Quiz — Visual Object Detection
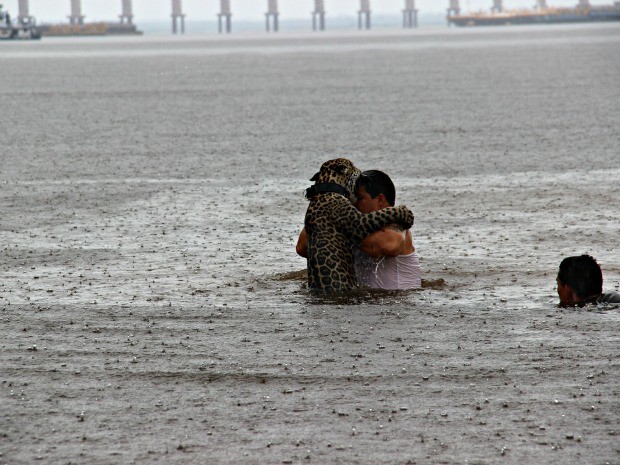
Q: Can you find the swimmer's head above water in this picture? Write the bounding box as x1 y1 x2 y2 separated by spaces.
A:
556 254 603 307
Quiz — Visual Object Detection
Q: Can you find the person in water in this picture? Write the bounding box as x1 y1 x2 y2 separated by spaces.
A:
297 170 421 290
556 254 620 307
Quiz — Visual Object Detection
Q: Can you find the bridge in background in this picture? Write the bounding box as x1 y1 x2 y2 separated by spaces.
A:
11 0 593 34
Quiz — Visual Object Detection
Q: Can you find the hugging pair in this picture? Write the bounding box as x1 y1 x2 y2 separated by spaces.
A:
296 158 421 293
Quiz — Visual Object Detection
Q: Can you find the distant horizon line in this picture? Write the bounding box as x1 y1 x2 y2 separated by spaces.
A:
35 11 450 26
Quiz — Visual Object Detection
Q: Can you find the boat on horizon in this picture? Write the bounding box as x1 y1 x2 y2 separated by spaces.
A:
448 2 620 27
0 6 41 40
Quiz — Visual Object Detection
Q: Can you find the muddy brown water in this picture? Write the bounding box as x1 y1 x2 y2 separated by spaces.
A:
1 25 619 464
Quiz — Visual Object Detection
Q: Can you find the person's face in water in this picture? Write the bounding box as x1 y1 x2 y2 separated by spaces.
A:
355 186 388 214
556 276 577 307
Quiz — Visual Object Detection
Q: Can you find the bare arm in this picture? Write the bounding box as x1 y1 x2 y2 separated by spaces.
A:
359 227 414 259
296 228 308 258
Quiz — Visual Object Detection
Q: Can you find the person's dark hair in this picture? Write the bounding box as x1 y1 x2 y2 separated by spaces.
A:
356 170 396 206
557 255 603 299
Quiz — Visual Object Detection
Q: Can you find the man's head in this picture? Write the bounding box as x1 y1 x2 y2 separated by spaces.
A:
557 255 603 307
354 170 396 214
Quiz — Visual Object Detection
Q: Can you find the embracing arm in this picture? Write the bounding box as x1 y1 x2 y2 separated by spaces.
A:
359 227 413 259
339 201 414 244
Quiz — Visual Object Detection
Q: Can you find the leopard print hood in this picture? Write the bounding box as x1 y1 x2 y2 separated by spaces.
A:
305 158 361 204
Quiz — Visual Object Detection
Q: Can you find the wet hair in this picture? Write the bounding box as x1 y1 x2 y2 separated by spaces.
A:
557 255 603 299
356 170 396 206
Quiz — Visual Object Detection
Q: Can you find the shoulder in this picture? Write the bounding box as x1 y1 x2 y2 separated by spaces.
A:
597 291 620 304
365 225 406 243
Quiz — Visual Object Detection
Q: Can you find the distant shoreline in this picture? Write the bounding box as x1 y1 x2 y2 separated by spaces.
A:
113 13 450 36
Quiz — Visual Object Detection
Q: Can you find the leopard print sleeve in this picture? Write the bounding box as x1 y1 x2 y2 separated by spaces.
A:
336 202 414 244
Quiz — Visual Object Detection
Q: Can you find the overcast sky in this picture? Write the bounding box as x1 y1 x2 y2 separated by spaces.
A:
3 0 612 22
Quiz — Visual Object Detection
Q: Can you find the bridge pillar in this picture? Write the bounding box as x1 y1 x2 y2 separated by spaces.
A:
402 0 418 28
68 0 85 25
119 0 133 24
171 0 185 33
535 0 548 9
265 0 278 32
358 0 371 30
18 0 35 25
491 0 503 13
577 0 590 7
218 0 232 33
446 0 460 26
312 0 325 31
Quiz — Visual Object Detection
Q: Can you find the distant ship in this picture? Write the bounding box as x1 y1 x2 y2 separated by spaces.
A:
38 22 142 37
448 2 620 26
0 7 41 40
